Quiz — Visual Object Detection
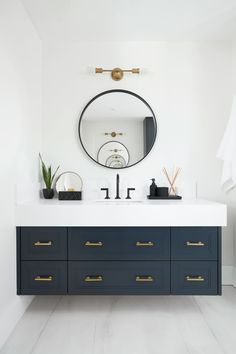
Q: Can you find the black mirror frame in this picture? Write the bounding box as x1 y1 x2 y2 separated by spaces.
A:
78 89 157 169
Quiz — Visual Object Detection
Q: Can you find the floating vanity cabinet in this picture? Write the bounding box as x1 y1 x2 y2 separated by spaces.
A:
17 226 221 295
171 227 218 261
69 261 170 295
171 227 221 295
171 261 218 295
20 261 67 295
68 227 170 261
18 227 67 295
20 227 67 261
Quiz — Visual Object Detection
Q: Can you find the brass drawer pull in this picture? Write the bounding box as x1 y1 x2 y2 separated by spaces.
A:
84 275 103 282
34 241 53 247
85 241 103 247
186 241 205 247
186 275 205 282
34 275 53 282
136 241 154 247
136 276 153 282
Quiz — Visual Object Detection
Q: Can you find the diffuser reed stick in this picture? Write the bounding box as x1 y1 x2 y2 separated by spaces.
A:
163 167 181 195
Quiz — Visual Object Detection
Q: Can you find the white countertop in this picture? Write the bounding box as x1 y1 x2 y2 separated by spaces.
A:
15 199 227 227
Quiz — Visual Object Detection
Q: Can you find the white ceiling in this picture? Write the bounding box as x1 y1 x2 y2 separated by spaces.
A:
20 0 236 42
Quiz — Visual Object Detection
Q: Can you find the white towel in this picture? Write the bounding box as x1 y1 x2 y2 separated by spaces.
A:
217 95 236 192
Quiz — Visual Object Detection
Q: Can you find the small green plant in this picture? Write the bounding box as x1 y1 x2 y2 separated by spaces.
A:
39 153 60 189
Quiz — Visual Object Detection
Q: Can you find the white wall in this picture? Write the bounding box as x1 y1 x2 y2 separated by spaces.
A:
233 41 236 92
0 0 42 347
42 41 233 266
230 41 236 284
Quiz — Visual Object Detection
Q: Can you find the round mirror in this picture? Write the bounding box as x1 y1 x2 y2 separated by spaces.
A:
78 89 157 169
97 141 130 167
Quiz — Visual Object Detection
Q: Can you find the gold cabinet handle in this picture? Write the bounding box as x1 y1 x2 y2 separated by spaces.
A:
186 275 205 282
186 241 205 247
85 241 103 247
136 276 153 282
34 275 53 282
84 275 103 282
34 241 53 247
136 241 154 247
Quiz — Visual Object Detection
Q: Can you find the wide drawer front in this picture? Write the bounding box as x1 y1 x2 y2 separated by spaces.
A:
171 227 218 260
20 261 67 295
68 227 170 260
171 261 218 295
21 227 67 260
68 261 170 294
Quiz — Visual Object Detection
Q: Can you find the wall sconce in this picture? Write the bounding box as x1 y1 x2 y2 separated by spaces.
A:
104 131 123 137
95 67 140 81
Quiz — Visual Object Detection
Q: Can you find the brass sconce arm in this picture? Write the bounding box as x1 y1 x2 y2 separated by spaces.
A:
95 67 140 81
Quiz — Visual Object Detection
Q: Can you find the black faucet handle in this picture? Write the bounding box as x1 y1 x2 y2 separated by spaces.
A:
126 188 135 199
101 188 110 199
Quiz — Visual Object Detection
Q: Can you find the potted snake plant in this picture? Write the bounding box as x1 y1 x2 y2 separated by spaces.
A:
39 153 59 199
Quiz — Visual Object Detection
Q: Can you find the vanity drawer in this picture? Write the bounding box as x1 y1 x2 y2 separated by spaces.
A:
68 261 170 294
20 261 67 295
68 227 170 261
171 227 218 260
171 261 218 295
21 227 67 260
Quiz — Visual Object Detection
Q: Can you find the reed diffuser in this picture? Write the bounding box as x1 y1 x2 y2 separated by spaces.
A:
163 167 181 196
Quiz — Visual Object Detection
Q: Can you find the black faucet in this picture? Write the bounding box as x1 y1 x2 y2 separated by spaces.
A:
115 174 121 199
100 188 110 199
126 188 135 199
101 174 135 199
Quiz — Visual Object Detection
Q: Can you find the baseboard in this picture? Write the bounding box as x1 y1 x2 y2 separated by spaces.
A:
0 296 34 349
222 266 236 287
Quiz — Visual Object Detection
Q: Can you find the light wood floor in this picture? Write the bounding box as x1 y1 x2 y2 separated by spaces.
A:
1 286 236 354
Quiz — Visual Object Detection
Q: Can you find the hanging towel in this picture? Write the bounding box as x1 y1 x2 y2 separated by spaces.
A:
217 95 236 192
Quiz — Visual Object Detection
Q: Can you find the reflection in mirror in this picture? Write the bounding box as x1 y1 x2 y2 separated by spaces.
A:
79 90 157 169
97 141 130 168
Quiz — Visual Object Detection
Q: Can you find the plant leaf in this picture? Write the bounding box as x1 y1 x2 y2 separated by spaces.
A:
39 153 50 188
42 165 49 188
39 153 59 189
48 166 52 188
52 166 60 183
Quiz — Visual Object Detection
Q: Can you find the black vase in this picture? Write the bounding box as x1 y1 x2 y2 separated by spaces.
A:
43 188 54 199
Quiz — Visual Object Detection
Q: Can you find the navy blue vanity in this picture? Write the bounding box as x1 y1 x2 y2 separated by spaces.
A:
17 226 221 295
